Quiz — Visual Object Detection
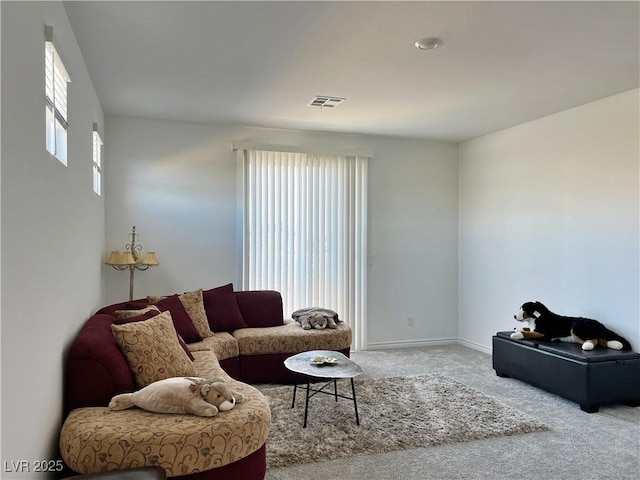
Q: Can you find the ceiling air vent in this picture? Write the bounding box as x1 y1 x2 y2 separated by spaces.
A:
308 96 345 108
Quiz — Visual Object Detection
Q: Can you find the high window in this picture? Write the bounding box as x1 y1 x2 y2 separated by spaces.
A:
240 148 369 350
45 26 70 165
92 124 103 195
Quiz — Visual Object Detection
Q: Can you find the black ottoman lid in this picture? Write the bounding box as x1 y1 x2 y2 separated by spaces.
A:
495 331 639 363
495 331 542 348
537 343 640 363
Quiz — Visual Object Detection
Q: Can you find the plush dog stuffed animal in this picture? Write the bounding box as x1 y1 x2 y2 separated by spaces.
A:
109 377 244 417
511 301 631 351
292 307 339 330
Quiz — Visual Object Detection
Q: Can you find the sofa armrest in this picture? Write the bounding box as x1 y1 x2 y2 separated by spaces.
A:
65 314 135 412
234 290 283 328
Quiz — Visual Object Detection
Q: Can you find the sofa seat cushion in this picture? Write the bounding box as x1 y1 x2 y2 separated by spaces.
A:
59 381 270 478
188 334 239 362
233 319 352 356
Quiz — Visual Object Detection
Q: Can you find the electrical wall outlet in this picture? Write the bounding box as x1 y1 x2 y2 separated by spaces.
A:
407 315 414 326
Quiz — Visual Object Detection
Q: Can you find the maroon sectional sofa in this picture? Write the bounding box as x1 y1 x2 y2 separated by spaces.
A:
61 288 352 479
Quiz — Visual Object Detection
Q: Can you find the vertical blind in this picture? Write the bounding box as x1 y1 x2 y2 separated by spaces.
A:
241 149 369 350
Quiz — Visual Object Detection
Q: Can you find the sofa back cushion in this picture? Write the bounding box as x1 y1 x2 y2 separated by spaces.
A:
235 290 283 328
152 294 203 343
203 283 248 332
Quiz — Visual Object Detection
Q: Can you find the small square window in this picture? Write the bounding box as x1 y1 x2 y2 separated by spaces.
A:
45 26 70 166
92 126 103 196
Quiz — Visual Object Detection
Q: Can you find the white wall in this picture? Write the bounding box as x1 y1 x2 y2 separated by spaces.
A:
1 1 105 475
104 117 459 348
458 89 640 352
367 138 459 347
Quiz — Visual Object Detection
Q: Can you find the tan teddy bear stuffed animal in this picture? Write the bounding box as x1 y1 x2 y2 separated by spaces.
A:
109 377 244 417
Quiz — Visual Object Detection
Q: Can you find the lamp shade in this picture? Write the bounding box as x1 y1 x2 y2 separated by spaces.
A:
120 252 137 265
141 252 159 266
105 251 123 265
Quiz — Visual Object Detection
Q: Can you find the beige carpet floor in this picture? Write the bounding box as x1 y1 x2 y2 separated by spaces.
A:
262 345 640 480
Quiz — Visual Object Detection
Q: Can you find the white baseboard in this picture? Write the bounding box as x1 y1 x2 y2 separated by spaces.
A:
365 337 458 350
362 337 492 355
456 338 492 355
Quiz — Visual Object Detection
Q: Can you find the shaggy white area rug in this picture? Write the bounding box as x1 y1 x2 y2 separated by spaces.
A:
259 374 549 469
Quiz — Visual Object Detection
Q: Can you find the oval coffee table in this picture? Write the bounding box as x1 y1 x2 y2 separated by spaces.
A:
284 350 363 428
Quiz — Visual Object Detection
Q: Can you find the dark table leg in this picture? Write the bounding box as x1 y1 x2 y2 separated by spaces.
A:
303 378 311 428
292 375 361 428
291 374 299 408
351 378 360 425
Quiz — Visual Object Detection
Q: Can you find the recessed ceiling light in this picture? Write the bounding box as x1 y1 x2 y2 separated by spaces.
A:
415 37 441 50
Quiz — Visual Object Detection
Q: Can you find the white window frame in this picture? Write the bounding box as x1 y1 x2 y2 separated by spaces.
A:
45 26 70 166
92 123 103 196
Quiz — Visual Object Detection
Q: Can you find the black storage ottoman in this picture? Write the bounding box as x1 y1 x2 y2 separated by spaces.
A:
492 331 640 412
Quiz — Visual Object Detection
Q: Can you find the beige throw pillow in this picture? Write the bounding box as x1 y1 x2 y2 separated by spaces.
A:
114 305 161 320
111 311 196 388
179 289 213 338
149 289 213 338
147 295 167 304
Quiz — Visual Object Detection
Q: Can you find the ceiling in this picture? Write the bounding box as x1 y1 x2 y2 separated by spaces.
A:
64 1 640 143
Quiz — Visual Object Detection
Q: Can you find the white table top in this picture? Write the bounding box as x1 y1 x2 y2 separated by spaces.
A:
284 350 363 379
